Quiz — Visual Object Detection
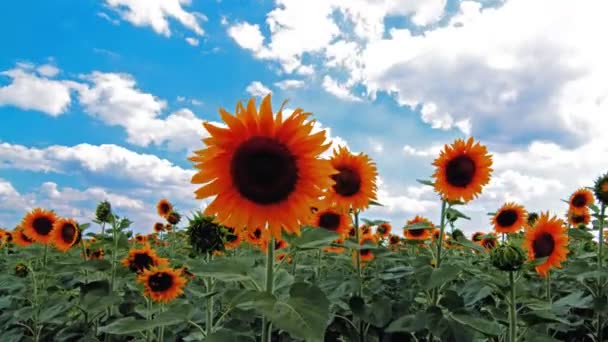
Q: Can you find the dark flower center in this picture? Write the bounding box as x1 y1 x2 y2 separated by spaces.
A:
148 272 173 292
91 249 104 258
571 194 587 208
571 214 585 225
20 232 33 242
159 203 170 214
472 233 483 241
445 155 476 188
496 209 518 227
533 232 555 258
360 248 371 256
390 236 399 244
348 228 356 237
254 229 262 239
408 229 425 237
319 212 341 231
5 232 13 242
32 217 54 235
332 166 362 197
226 233 237 242
131 252 154 273
154 223 164 232
60 223 77 243
231 137 298 205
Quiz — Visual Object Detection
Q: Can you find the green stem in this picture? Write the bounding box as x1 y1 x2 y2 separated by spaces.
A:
42 244 48 269
159 303 165 342
509 272 517 342
291 251 297 276
261 236 275 342
30 263 40 342
598 204 606 342
146 298 151 342
432 200 448 305
206 254 215 336
546 273 552 305
354 210 365 342
316 249 322 282
101 222 105 236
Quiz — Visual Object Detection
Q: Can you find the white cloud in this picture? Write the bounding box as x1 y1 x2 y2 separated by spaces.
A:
104 0 205 37
227 22 265 51
245 81 272 97
77 72 209 150
185 37 199 46
0 64 79 116
322 75 362 102
274 79 305 90
402 144 442 157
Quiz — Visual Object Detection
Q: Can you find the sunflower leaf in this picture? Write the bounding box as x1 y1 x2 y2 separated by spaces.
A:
287 227 338 249
449 312 501 336
416 179 435 187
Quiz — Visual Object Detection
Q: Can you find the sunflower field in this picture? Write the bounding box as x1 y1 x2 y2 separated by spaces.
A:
1 94 608 342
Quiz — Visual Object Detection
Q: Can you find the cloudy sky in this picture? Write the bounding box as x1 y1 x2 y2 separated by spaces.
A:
1 0 607 234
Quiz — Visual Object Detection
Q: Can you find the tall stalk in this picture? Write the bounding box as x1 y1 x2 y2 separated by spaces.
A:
546 273 552 304
206 253 215 336
353 210 365 342
261 236 275 342
597 204 606 342
432 200 447 305
508 272 517 342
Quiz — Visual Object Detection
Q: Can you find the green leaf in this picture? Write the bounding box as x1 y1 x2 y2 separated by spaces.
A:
449 313 501 336
367 297 392 327
386 313 427 332
403 222 434 230
368 200 384 206
425 265 462 289
287 227 338 249
453 236 487 253
445 207 470 220
417 179 435 187
439 290 465 312
99 303 193 335
191 257 255 282
80 259 112 272
203 329 255 342
568 228 593 240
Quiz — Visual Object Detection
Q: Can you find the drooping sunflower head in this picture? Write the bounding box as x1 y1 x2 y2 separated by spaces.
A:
527 212 539 227
223 226 242 250
95 200 113 223
358 234 378 263
156 199 173 218
492 202 527 234
376 222 391 239
432 137 493 203
187 212 226 255
153 222 165 233
569 188 594 214
480 233 498 251
471 232 484 242
51 218 80 252
15 262 29 278
389 234 401 246
189 94 335 239
523 212 569 277
568 208 591 228
89 248 104 260
311 205 351 235
404 216 434 241
324 236 346 254
138 267 187 303
13 228 34 247
21 208 58 244
166 211 181 225
327 146 378 211
121 244 168 274
593 173 608 206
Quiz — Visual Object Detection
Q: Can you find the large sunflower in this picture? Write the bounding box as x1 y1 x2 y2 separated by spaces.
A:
121 244 169 274
358 234 377 262
404 216 434 241
326 146 378 211
21 208 58 244
376 222 392 239
523 213 569 277
13 228 34 247
156 199 173 218
492 202 527 234
569 188 594 214
138 267 186 303
189 95 334 239
568 208 591 227
51 218 79 252
432 137 493 202
311 205 351 235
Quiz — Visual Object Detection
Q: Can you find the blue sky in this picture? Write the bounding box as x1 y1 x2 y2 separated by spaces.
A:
1 0 607 234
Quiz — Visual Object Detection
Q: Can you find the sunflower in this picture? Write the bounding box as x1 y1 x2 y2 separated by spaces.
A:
156 199 173 218
359 224 372 236
178 266 196 280
388 234 401 247
568 208 591 227
347 226 356 238
523 213 569 277
138 267 186 303
358 234 377 263
13 228 34 247
480 233 498 251
492 202 527 234
471 232 484 242
189 94 334 239
88 248 104 260
569 188 594 214
21 208 58 244
1 230 13 245
404 216 434 241
376 222 391 239
263 237 289 253
432 137 493 202
594 173 608 206
527 212 539 227
245 226 268 247
51 218 79 252
153 222 165 233
324 236 346 253
277 253 292 263
121 244 169 274
311 205 351 235
224 226 242 250
167 211 181 225
326 146 378 211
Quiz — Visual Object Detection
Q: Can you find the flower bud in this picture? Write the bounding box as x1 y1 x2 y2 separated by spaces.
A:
95 200 113 223
490 244 526 272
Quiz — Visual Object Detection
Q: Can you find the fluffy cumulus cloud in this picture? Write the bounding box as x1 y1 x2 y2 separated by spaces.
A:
103 0 205 37
245 81 272 97
0 142 201 231
0 63 80 116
